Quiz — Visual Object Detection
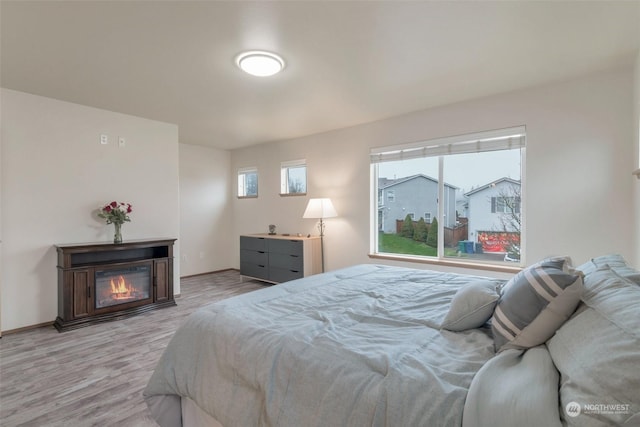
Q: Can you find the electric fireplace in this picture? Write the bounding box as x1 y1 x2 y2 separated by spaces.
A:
95 265 152 309
54 238 176 332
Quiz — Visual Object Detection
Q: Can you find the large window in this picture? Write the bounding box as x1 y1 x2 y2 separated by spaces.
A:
371 127 525 267
237 167 258 198
280 159 307 196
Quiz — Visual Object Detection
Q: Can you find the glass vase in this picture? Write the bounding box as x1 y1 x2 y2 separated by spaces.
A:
113 222 123 244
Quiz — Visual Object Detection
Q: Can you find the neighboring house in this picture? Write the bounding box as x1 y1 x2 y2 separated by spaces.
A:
464 177 521 252
456 194 469 219
378 174 457 233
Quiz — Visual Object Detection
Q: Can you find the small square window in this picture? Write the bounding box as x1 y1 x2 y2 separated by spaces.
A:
238 168 258 198
280 159 307 196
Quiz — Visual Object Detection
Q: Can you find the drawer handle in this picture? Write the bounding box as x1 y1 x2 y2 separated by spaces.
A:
290 255 299 258
258 251 265 254
290 270 300 273
258 264 265 268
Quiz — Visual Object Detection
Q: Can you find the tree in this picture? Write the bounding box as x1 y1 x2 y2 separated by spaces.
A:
426 217 438 247
413 217 428 242
401 214 414 238
246 173 258 196
288 177 306 194
494 183 521 260
495 184 521 232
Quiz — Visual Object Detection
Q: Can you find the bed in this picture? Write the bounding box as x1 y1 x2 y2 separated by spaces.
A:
144 256 640 427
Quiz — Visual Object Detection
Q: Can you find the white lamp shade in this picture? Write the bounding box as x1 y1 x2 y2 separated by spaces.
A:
303 198 337 219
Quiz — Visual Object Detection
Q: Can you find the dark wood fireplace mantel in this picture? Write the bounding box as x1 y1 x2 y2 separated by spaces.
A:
54 238 177 332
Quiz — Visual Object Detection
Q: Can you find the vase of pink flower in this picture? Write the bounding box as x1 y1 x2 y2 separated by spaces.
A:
98 201 132 243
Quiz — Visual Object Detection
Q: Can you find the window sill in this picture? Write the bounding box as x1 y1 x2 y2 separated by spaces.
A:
237 195 258 199
368 253 522 274
279 193 307 197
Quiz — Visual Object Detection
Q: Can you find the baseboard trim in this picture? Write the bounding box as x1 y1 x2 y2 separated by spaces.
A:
180 268 238 279
2 321 55 336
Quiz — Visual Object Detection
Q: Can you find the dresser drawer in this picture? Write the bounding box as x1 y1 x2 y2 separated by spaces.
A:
268 239 303 256
240 236 267 252
269 266 303 283
269 252 303 270
240 261 268 280
240 249 268 265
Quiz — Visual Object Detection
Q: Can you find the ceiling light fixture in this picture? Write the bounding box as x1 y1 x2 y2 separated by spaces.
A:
236 51 285 77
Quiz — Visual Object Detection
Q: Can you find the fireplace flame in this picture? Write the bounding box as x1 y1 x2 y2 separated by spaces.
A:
110 275 136 300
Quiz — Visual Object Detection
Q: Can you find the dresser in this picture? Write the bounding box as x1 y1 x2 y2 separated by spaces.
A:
240 234 322 283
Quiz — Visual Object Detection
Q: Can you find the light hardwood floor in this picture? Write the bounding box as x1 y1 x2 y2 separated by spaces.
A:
0 270 266 427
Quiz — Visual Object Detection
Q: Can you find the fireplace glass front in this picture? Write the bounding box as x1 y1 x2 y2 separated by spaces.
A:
95 265 151 309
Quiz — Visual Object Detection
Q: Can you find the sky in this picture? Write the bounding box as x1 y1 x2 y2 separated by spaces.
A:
377 148 522 194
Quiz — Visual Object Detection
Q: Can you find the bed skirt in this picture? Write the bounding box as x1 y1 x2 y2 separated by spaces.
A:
147 395 224 427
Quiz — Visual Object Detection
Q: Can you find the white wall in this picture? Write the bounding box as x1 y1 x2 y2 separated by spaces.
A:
634 50 640 268
231 67 636 275
2 64 635 332
179 143 232 277
0 97 3 335
1 89 180 331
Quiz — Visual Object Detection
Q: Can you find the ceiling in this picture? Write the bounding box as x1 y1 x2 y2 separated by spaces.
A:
2 1 639 150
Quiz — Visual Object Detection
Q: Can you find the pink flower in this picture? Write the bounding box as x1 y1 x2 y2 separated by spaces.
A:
104 205 112 212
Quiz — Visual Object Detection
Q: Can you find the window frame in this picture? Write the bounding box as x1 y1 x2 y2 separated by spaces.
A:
280 159 307 196
237 167 258 199
492 196 521 214
370 126 526 270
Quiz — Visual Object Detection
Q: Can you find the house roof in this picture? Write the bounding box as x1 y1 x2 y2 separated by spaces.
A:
464 177 521 196
379 174 458 190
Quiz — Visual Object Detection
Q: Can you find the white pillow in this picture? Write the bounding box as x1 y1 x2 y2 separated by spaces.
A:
547 266 640 426
463 346 562 427
577 254 640 285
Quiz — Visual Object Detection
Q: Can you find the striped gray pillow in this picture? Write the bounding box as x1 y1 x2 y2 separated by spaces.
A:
491 256 583 352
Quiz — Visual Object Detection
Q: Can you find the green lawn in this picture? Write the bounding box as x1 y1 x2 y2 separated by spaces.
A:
378 233 437 256
378 233 462 257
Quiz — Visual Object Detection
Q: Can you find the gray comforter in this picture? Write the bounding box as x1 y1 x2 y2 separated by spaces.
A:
144 264 500 427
